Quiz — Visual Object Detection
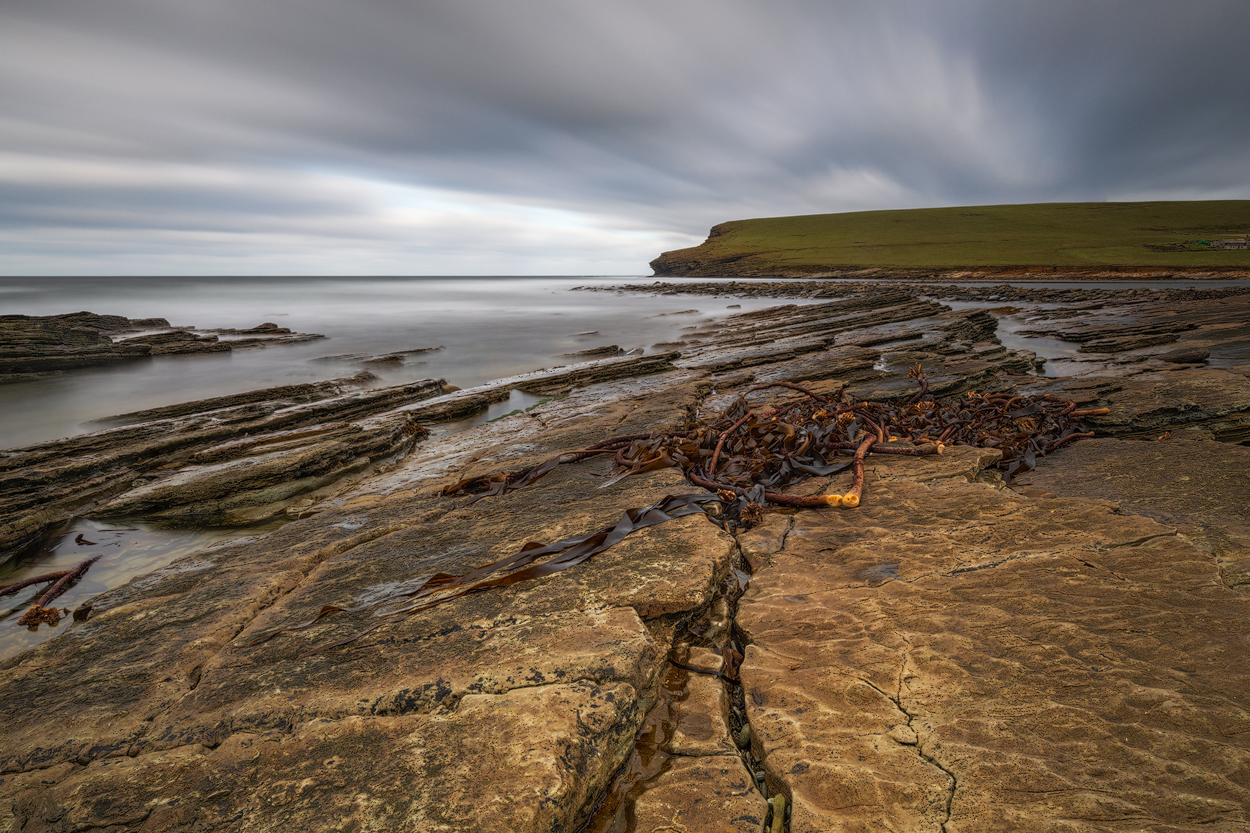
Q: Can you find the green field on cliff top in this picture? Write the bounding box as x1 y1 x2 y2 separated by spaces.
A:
662 201 1250 269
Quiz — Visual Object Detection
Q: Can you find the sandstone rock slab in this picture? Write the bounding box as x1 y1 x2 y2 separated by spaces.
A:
736 450 1250 832
2 681 637 833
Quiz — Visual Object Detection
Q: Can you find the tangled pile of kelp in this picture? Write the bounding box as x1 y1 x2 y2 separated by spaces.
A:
444 370 1105 522
258 369 1106 655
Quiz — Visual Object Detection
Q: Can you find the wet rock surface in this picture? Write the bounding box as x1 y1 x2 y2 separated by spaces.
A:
0 374 738 833
0 311 326 382
0 374 443 558
1016 291 1250 360
603 279 1250 303
608 279 1250 388
560 344 625 359
310 345 446 369
0 352 683 560
1029 368 1250 442
3 287 1250 831
631 756 766 833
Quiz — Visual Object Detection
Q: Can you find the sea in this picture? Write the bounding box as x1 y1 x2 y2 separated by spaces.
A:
0 275 792 450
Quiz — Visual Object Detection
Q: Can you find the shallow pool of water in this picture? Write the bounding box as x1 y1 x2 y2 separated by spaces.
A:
425 389 551 438
0 518 267 661
995 320 1084 376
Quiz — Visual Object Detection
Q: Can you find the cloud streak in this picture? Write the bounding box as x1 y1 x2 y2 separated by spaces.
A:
2 0 1248 274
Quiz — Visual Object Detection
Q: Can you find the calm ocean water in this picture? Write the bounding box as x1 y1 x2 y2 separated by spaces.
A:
0 276 794 449
5 275 1248 449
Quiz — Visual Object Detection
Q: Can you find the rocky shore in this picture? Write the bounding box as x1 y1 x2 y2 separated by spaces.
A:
0 350 683 561
606 278 1250 306
0 312 325 382
2 285 1250 831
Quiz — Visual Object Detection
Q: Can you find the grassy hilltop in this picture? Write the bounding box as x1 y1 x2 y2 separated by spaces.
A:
650 201 1250 277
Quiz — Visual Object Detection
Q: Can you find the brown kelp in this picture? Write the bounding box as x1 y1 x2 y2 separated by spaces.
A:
446 371 1102 514
253 493 719 657
5 555 101 627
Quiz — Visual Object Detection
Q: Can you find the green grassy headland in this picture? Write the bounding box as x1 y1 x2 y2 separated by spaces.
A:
650 201 1250 276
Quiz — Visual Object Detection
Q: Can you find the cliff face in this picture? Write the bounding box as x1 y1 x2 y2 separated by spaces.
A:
649 222 773 276
651 249 1250 280
649 233 1250 278
651 202 1250 278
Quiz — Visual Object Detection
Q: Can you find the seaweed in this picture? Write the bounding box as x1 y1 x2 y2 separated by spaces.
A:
7 555 101 628
253 493 718 657
449 366 1099 510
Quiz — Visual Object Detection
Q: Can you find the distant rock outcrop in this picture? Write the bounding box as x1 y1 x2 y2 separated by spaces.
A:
0 311 326 382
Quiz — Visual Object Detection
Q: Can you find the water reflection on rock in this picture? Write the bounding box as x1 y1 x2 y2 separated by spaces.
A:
0 518 263 661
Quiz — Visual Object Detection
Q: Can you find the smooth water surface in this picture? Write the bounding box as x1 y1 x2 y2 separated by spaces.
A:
0 518 253 661
0 276 791 448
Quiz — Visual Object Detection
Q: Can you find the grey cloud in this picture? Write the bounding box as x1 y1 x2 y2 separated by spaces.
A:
1 0 1248 274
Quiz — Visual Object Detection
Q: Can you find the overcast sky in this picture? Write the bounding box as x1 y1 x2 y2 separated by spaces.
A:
2 0 1248 276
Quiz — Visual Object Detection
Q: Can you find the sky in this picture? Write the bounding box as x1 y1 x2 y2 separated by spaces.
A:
2 0 1248 276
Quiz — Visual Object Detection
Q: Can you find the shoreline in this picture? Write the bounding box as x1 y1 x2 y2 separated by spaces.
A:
3 282 1250 831
0 276 803 450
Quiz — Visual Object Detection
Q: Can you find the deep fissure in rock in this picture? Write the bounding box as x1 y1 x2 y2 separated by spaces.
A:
581 530 788 832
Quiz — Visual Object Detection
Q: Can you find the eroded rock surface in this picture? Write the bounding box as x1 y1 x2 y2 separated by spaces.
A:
0 352 683 559
0 375 443 556
0 372 739 833
737 448 1250 831
1027 429 1250 590
1031 367 1250 442
631 756 766 833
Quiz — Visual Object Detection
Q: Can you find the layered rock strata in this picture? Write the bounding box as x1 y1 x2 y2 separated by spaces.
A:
0 373 742 832
0 375 441 559
310 345 445 369
605 279 1250 306
1016 289 1250 365
0 351 684 560
0 312 326 382
601 281 1250 438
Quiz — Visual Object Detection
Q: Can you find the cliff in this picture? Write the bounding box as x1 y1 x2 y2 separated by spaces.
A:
651 200 1250 278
